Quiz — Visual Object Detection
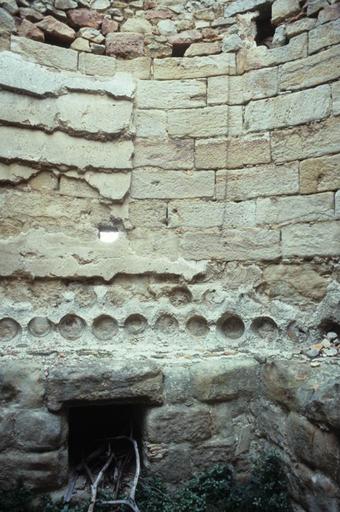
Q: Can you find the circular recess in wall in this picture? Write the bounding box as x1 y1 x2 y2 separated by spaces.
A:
124 314 147 335
92 315 118 340
28 316 52 337
0 318 21 342
58 314 86 340
251 316 278 341
155 313 179 334
217 313 245 339
186 315 209 338
287 321 308 343
169 286 192 306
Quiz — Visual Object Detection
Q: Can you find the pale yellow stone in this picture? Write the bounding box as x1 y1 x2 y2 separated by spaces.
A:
195 138 227 169
300 154 340 193
136 79 206 109
78 52 116 76
168 106 228 137
227 133 271 168
134 138 194 169
154 53 236 80
282 221 340 257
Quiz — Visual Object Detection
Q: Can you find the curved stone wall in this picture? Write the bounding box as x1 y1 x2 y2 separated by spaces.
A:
0 0 340 510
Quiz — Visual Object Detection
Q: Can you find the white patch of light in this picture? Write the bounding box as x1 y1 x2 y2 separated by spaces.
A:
99 230 120 243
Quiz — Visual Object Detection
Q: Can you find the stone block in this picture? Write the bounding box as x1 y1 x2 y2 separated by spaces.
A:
244 85 331 131
227 133 271 168
131 169 215 199
78 52 116 76
0 126 133 171
0 90 133 139
300 154 340 193
280 45 340 91
0 161 37 183
191 358 259 403
106 32 144 59
333 81 340 115
0 411 15 451
168 201 224 228
168 105 228 137
224 0 268 17
318 3 340 24
116 57 151 79
10 35 78 71
263 263 329 300
84 172 131 202
229 106 243 135
15 411 66 451
59 176 99 199
272 117 340 163
135 110 167 138
185 41 221 57
237 33 307 72
46 361 163 411
163 365 193 404
286 18 316 38
282 221 340 257
195 138 227 169
136 79 206 109
256 192 334 225
0 361 44 407
153 53 236 80
36 15 76 44
181 227 280 260
146 443 192 483
336 191 340 219
145 405 212 443
225 163 299 201
224 200 256 227
272 0 300 24
207 75 229 105
309 19 340 54
129 200 167 228
67 8 103 28
134 138 194 169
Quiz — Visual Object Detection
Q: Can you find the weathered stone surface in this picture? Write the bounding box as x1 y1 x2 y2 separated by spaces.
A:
0 361 44 407
135 109 167 138
195 138 227 169
15 411 66 450
136 79 206 109
0 90 133 138
121 17 152 33
191 358 259 402
336 191 340 219
0 161 38 183
36 15 76 44
272 0 300 25
272 117 340 162
46 361 163 410
101 17 118 35
185 41 221 57
300 153 340 193
238 33 307 72
11 35 78 71
106 32 144 58
67 8 103 28
309 19 340 54
169 201 224 228
154 53 236 80
146 444 192 483
224 200 256 227
78 52 116 76
280 45 340 91
0 126 133 170
307 0 328 16
318 3 340 24
17 19 45 42
224 0 268 17
245 85 331 131
78 27 104 44
224 163 299 201
282 221 340 257
145 405 211 442
227 133 271 167
333 81 340 116
286 17 316 38
256 192 334 226
116 57 151 79
0 6 15 32
134 138 194 169
131 169 214 199
181 227 280 260
263 263 329 300
0 412 15 451
83 172 130 201
129 200 167 228
168 106 228 137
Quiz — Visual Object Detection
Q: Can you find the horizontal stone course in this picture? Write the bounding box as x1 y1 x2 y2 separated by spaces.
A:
136 79 206 109
195 138 227 169
134 138 194 169
227 133 271 168
244 85 331 132
131 169 215 199
169 201 225 228
181 228 280 260
135 110 167 138
223 163 299 201
78 52 116 76
282 221 340 256
272 117 340 163
168 105 228 137
153 53 236 80
280 45 340 91
0 126 133 170
308 19 340 54
300 153 340 193
256 192 334 225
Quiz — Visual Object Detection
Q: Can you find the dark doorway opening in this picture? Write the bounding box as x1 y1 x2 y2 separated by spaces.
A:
68 403 145 466
172 43 191 57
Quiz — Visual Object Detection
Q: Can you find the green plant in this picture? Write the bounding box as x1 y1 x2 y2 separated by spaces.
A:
0 486 32 512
